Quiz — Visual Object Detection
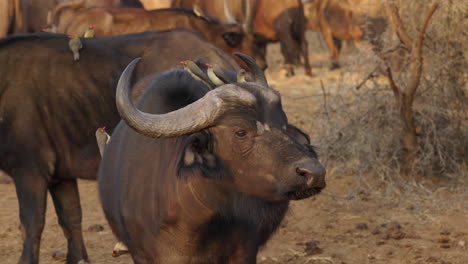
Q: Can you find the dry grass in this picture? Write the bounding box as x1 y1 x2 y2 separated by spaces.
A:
314 0 467 194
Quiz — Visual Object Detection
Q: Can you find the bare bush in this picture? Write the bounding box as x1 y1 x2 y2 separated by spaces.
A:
316 0 467 189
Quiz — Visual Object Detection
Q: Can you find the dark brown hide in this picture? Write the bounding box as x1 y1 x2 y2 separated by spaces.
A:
0 29 238 264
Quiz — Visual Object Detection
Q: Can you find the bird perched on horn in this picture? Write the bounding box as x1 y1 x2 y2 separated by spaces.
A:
206 63 237 86
180 60 214 88
237 69 248 82
68 35 82 61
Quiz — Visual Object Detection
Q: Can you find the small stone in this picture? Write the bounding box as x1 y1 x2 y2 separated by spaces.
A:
440 244 450 249
355 223 368 230
371 228 381 235
304 240 323 255
87 224 104 232
376 240 385 246
440 230 450 235
438 238 450 244
458 240 465 248
389 230 406 240
51 250 66 261
387 221 402 230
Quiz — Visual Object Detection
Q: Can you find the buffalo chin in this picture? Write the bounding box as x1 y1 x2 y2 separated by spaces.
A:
287 187 323 200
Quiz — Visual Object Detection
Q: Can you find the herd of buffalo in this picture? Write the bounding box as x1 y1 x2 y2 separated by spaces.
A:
0 0 365 263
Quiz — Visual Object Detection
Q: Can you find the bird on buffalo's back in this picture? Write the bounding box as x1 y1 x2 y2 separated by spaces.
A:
68 35 82 61
95 126 111 157
84 25 96 38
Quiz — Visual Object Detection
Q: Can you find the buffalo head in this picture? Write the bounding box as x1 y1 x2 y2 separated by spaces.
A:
115 55 325 201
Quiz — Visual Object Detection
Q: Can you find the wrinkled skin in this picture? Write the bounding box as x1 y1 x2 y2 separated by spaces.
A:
98 68 326 263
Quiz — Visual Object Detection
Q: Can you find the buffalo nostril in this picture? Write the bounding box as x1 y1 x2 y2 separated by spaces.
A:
296 162 326 188
296 167 314 187
296 167 309 177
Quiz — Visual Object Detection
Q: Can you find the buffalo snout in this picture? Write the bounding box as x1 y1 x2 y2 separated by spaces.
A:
296 159 326 189
280 158 326 200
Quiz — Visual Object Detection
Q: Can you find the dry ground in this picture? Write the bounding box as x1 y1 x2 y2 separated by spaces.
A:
1 33 467 264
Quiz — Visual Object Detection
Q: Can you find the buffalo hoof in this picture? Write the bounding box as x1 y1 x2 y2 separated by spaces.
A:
283 64 295 77
51 250 66 261
304 67 313 77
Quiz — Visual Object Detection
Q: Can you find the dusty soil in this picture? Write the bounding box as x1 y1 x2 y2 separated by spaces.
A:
1 33 467 264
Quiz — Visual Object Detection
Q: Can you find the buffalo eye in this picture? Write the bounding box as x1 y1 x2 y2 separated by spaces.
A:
222 32 243 47
235 130 247 138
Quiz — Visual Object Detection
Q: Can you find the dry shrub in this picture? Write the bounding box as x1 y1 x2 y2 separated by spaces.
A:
316 0 467 191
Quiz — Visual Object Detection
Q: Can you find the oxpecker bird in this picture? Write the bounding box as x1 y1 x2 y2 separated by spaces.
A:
68 35 82 61
180 60 214 88
206 63 236 86
84 25 96 38
237 69 247 82
95 126 111 157
112 241 130 257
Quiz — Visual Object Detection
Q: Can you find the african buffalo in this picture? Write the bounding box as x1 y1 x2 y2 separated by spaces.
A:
97 54 326 263
0 29 239 264
304 0 363 69
173 0 310 76
57 7 266 69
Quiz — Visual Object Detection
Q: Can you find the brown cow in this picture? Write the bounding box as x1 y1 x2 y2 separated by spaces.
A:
304 0 363 69
173 0 310 76
58 7 266 69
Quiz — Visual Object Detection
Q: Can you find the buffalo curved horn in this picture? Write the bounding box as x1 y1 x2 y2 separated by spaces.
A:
234 52 268 87
116 58 257 138
243 0 254 34
223 0 237 24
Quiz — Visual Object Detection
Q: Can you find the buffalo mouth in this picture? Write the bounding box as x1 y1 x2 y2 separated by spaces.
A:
287 187 324 200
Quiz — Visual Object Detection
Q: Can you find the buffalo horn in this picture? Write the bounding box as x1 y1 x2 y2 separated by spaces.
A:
234 52 268 87
243 0 254 33
116 58 257 138
223 0 237 24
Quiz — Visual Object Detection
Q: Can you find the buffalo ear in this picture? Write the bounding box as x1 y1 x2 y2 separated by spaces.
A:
287 124 319 157
286 124 310 145
181 132 218 170
222 32 243 48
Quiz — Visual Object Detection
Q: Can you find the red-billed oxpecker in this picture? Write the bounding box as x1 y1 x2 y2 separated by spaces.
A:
68 35 82 61
84 25 95 38
180 60 214 88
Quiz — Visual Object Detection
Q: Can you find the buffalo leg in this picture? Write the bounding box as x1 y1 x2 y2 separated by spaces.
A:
275 13 301 76
49 180 89 264
301 35 312 76
319 18 340 69
14 169 48 264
